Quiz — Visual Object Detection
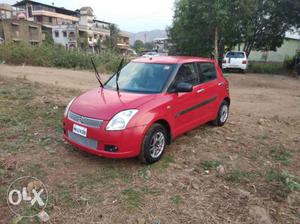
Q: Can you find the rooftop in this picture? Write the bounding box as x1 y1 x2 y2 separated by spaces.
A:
13 0 79 17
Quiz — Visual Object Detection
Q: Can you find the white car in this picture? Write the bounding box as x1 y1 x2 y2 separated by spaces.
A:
222 51 248 72
142 52 160 58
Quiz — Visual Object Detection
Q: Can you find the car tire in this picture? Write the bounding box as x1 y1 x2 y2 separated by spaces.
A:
213 101 229 127
139 124 167 164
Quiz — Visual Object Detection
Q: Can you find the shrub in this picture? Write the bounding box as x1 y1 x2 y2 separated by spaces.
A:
0 43 126 73
247 62 285 74
283 53 300 71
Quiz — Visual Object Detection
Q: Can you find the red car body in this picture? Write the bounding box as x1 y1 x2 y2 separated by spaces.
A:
63 56 230 159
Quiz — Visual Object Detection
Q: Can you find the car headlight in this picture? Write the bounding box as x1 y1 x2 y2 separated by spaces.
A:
106 109 139 131
64 97 76 117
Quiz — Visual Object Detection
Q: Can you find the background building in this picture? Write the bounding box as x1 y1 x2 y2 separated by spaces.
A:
247 31 300 62
0 19 43 45
9 1 131 53
0 3 14 19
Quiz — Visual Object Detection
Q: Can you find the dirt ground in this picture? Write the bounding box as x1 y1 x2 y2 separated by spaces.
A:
0 64 300 224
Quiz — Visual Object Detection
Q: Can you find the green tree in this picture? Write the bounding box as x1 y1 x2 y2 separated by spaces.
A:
104 24 120 51
236 0 295 56
169 0 300 58
144 42 155 50
43 32 54 45
169 0 237 59
133 40 144 53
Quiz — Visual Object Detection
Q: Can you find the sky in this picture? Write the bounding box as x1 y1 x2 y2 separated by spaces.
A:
2 0 175 33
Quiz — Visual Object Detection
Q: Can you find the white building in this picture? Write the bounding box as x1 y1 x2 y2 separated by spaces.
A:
52 7 111 51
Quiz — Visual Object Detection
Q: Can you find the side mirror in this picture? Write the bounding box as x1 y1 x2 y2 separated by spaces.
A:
174 82 193 93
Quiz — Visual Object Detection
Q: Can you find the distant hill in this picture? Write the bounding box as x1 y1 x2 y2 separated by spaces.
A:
128 30 167 45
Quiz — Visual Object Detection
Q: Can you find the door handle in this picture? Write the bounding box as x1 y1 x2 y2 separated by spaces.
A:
218 82 225 86
197 89 205 93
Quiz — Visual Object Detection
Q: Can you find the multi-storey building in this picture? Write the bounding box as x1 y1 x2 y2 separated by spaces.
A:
0 3 14 20
0 19 43 45
13 0 79 34
2 1 131 53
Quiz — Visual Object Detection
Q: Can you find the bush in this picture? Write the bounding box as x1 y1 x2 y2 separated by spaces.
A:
283 53 300 71
0 43 126 73
247 62 285 74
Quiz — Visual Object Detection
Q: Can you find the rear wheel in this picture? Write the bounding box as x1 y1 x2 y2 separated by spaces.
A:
139 124 167 164
213 101 229 127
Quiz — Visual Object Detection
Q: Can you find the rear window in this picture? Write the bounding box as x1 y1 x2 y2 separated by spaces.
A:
226 52 245 58
197 63 217 83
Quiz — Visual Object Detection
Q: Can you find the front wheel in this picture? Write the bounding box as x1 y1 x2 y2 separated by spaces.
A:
139 124 167 164
213 101 229 127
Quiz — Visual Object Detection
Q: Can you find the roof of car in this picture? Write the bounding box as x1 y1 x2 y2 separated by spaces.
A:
132 56 215 64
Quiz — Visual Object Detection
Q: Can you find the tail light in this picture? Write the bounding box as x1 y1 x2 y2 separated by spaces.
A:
222 60 227 64
242 60 247 64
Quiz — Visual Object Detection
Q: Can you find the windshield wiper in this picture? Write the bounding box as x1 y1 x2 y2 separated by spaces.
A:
116 58 125 92
90 58 104 88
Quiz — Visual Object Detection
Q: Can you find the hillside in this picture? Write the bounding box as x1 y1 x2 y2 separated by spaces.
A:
128 29 167 45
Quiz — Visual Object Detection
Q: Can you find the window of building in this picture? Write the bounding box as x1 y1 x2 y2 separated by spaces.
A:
54 31 59 38
197 63 217 83
63 31 67 38
29 26 38 41
11 23 19 37
89 36 92 41
48 17 52 23
36 16 42 22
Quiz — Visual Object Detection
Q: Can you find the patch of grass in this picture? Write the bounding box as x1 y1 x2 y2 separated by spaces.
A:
248 62 286 74
78 166 132 189
138 167 151 180
270 148 291 165
151 155 175 170
121 187 160 210
121 188 143 210
140 187 161 196
266 170 300 191
56 190 75 207
22 163 47 178
225 170 255 183
171 195 183 205
200 160 221 170
0 186 7 202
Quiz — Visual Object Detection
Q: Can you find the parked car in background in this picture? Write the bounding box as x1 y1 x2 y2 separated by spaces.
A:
63 56 230 164
142 51 161 58
222 51 248 73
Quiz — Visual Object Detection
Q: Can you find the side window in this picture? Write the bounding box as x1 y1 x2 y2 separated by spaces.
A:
197 63 217 83
173 63 198 86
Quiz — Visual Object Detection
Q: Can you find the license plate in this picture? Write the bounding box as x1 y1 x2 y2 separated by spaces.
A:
73 124 87 137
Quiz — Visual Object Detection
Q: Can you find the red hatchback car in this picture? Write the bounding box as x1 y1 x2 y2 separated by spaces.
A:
63 56 230 164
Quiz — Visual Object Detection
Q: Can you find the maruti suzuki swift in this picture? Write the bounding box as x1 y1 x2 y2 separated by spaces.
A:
63 56 230 164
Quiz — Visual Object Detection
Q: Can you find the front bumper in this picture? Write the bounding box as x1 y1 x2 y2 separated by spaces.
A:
63 116 146 159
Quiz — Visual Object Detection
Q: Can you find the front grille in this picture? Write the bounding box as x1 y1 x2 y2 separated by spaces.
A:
68 111 103 128
68 131 98 150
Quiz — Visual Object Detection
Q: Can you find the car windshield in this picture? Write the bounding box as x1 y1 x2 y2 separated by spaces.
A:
105 62 176 94
226 52 245 58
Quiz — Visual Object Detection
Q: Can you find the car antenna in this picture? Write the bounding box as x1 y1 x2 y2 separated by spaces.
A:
116 58 125 92
90 58 104 88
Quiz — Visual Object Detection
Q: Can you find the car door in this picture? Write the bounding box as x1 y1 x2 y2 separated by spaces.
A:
168 63 203 135
194 62 219 122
